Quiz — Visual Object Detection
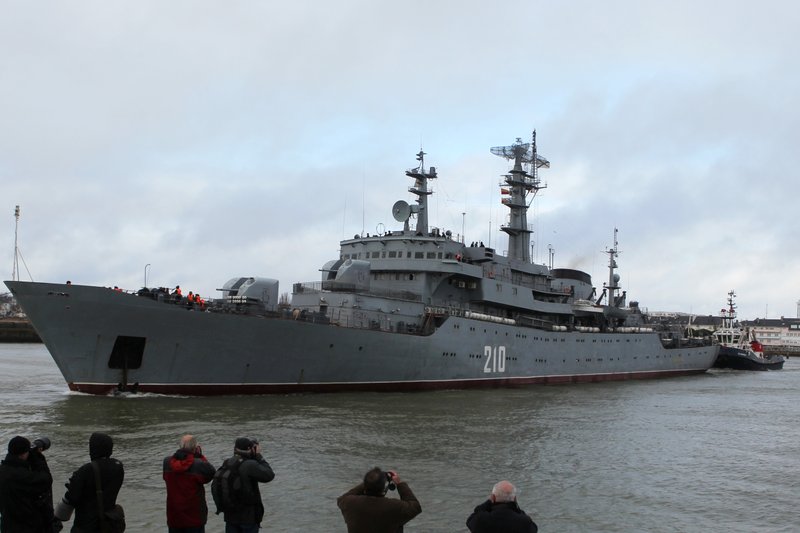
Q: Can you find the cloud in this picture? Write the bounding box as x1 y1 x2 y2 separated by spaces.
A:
1 0 799 319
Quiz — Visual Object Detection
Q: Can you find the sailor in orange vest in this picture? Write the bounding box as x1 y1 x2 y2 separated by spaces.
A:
187 291 195 303
174 285 182 296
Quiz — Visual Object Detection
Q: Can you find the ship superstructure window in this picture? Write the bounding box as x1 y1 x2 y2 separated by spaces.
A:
427 252 436 259
415 252 424 259
389 251 397 258
108 335 145 369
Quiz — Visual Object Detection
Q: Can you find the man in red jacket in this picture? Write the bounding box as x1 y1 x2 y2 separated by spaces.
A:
163 435 216 533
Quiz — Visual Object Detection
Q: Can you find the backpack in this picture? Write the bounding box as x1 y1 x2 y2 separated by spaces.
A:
211 456 244 514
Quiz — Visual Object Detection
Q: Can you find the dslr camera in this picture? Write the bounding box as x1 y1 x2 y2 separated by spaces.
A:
31 437 51 452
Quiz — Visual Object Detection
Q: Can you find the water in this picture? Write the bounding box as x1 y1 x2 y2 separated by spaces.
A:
1 343 798 532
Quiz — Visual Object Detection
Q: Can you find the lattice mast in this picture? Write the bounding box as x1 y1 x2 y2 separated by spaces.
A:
491 131 550 262
604 228 623 307
404 150 438 235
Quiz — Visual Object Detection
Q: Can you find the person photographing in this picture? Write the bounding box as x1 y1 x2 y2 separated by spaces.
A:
337 467 421 533
213 437 274 533
0 435 53 532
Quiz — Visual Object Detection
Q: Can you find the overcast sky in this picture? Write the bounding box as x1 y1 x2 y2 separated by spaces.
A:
2 1 798 320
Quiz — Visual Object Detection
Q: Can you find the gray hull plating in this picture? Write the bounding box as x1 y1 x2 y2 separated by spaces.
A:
6 281 718 394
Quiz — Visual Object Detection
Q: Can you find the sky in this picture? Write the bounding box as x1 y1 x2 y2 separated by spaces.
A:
2 0 799 320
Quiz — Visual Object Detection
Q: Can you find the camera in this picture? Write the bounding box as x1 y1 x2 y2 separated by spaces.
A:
31 437 51 452
385 471 396 492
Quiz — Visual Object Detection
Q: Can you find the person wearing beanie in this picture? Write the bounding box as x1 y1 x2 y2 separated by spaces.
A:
163 435 216 533
0 435 53 532
337 467 422 533
54 432 124 532
219 437 274 533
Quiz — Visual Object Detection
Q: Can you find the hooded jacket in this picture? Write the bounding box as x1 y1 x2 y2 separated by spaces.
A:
162 449 215 528
62 433 124 533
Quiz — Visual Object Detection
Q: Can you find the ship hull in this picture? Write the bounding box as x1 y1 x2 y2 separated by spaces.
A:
6 281 719 395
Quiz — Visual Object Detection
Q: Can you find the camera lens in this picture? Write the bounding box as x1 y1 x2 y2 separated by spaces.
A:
32 437 51 451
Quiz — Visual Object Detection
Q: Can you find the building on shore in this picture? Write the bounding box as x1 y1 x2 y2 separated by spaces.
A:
0 293 41 342
742 317 800 356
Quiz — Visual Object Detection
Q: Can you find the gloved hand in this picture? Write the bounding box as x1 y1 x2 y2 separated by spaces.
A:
54 498 74 521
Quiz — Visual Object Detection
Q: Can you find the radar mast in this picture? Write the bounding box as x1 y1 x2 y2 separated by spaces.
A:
604 228 624 307
403 150 437 235
491 131 549 262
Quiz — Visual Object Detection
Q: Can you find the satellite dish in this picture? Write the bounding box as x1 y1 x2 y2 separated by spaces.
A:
392 200 411 222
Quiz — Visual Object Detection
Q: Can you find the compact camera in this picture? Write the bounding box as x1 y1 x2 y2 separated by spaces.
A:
385 471 396 491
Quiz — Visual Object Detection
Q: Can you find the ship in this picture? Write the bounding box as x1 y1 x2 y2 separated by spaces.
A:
4 133 718 395
712 291 785 371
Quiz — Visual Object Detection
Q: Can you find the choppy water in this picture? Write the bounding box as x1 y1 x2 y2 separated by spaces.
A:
1 343 798 532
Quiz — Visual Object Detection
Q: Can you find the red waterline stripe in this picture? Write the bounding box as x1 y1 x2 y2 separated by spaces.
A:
68 369 708 396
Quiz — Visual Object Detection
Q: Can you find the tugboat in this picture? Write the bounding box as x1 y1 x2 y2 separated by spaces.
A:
713 291 785 371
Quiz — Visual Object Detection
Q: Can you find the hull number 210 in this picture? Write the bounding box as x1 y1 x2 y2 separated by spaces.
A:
483 345 506 373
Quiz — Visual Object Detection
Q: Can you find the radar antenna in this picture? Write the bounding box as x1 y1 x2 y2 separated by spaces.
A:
490 137 551 169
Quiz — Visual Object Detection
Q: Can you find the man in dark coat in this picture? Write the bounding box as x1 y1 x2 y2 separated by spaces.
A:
54 432 124 533
337 467 421 533
163 434 215 533
466 480 538 533
0 436 53 533
221 437 274 533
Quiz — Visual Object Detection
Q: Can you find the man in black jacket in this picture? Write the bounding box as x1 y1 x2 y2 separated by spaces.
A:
466 480 538 533
54 432 124 532
0 436 53 533
221 437 274 533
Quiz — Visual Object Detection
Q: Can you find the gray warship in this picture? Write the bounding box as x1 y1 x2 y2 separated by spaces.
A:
5 133 718 395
